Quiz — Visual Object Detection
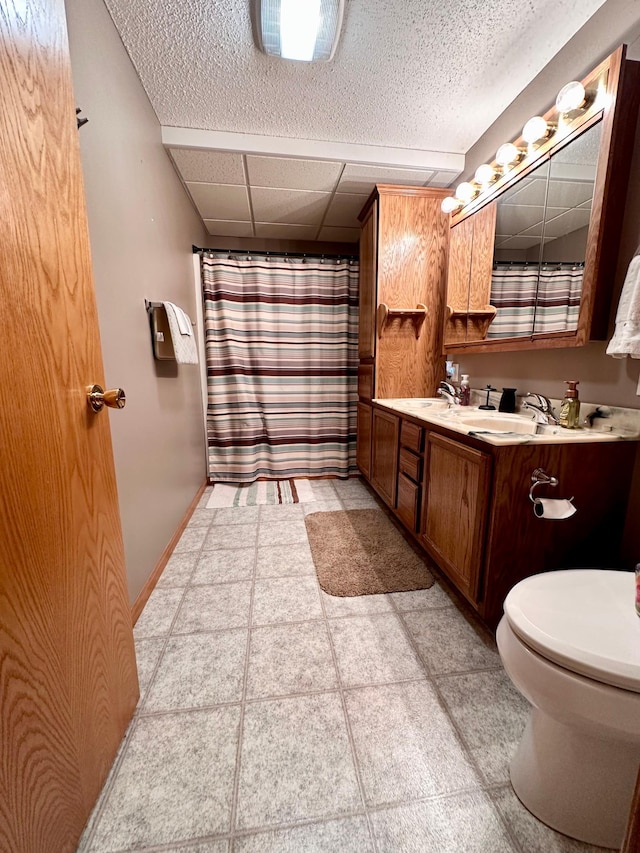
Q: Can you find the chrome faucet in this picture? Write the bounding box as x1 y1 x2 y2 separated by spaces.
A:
521 392 559 425
437 380 461 406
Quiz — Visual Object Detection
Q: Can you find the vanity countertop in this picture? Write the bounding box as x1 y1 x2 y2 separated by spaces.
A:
373 398 640 447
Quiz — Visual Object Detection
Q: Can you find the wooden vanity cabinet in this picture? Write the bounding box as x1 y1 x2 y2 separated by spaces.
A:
357 185 449 401
370 408 400 508
420 433 492 603
361 402 637 629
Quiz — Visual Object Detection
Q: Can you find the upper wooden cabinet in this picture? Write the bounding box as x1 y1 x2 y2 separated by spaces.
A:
443 45 640 354
358 185 449 399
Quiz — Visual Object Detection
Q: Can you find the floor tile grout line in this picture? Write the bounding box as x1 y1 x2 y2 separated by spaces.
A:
101 780 525 853
316 564 381 853
227 516 260 842
83 515 217 852
390 596 523 849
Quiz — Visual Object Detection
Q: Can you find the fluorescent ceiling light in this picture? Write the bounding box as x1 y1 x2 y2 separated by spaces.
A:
256 0 345 62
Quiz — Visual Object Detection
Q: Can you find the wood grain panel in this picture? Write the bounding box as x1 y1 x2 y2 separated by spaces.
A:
358 205 377 359
446 218 473 311
356 402 373 480
357 362 374 401
397 473 420 531
0 2 138 851
370 409 400 508
622 766 640 853
421 434 491 602
376 189 449 397
400 420 423 453
479 440 636 627
399 447 421 483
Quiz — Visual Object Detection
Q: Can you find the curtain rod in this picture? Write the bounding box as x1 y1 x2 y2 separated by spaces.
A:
493 260 584 267
193 245 358 260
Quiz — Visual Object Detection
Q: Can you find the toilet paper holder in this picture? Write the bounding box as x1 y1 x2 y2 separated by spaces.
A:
529 468 558 503
529 468 573 503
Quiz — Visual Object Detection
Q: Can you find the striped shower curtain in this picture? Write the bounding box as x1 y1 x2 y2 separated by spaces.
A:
201 253 359 483
488 264 583 338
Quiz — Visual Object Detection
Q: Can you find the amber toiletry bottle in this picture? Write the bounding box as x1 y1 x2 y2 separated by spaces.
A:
559 380 580 429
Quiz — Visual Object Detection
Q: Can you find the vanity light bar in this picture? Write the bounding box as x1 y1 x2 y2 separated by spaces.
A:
441 76 591 218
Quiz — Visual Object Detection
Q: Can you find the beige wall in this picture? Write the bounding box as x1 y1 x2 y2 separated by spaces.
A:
66 0 209 603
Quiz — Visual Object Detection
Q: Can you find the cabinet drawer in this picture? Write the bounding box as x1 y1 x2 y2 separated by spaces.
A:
397 473 420 532
399 447 421 483
400 420 423 452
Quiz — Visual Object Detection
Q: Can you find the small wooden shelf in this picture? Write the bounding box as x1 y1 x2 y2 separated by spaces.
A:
377 302 427 338
446 305 497 320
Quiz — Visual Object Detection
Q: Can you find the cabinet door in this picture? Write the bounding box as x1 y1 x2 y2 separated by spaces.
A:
359 204 377 360
370 409 400 508
356 402 373 479
421 434 491 602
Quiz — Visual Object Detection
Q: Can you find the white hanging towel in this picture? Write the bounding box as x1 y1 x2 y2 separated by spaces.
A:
163 301 198 364
606 254 640 359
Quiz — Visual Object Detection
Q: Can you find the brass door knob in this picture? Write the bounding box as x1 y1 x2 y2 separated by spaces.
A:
87 384 126 412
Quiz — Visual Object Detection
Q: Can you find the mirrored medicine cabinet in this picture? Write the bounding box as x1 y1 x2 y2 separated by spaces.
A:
443 45 640 354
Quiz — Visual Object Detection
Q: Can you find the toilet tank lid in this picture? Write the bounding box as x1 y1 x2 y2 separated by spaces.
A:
504 569 640 692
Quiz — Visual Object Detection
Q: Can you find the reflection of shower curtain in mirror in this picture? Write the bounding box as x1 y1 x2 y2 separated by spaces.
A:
201 252 359 483
488 264 583 339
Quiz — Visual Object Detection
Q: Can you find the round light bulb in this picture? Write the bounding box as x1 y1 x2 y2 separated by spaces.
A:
441 196 460 214
454 181 476 203
522 115 550 144
474 164 496 186
556 81 586 113
495 142 521 168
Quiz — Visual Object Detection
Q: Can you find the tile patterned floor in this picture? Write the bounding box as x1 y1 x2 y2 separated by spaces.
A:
78 478 608 853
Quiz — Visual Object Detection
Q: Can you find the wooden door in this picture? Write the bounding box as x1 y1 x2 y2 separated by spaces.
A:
0 3 139 852
421 434 491 602
370 409 399 508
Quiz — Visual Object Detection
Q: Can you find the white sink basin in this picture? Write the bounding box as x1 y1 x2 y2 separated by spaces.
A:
439 409 538 434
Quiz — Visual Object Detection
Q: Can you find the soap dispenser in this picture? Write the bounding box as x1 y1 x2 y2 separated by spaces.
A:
459 374 470 406
559 380 580 429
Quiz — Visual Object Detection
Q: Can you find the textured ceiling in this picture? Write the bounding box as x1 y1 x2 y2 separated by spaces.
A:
103 0 607 240
103 0 606 154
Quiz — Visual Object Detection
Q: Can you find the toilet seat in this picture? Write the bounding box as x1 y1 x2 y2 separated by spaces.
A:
504 569 640 693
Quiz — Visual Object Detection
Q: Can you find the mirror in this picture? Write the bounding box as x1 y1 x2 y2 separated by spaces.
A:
485 122 601 340
442 45 640 354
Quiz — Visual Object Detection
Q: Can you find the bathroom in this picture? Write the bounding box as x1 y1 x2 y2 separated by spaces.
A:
1 0 640 851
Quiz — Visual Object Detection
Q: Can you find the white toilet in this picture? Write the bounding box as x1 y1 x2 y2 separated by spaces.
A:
497 569 640 849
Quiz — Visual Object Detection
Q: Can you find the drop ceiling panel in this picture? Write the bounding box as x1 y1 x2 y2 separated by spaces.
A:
251 187 331 225
187 183 251 220
170 149 245 184
542 207 592 238
324 193 369 228
204 220 254 238
496 205 544 235
506 177 548 206
318 226 360 243
254 223 319 240
546 180 595 208
429 171 459 187
337 164 434 194
499 235 547 250
247 156 343 191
